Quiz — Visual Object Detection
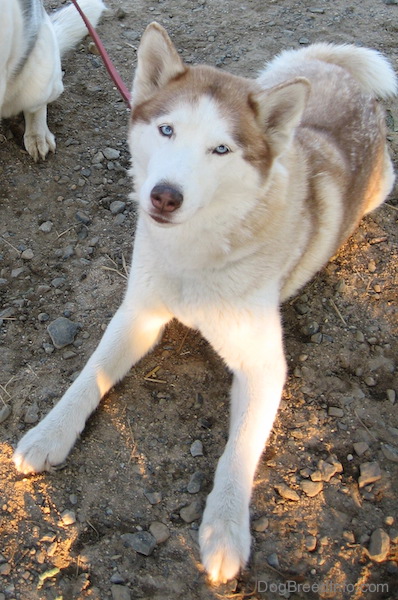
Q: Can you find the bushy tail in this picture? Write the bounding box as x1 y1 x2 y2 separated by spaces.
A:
297 43 397 99
51 0 105 56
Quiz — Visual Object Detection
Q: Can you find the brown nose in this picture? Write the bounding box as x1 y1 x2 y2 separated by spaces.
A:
150 184 183 213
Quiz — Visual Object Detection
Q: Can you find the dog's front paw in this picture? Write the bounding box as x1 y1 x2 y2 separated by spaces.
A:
13 420 75 474
199 498 251 584
24 130 56 162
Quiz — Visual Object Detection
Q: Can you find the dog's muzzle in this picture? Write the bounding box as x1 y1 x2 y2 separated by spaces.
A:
149 184 183 223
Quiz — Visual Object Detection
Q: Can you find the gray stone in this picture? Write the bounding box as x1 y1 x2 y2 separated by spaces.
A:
111 585 131 600
353 442 369 456
0 404 11 424
47 317 79 349
358 462 382 488
180 500 203 523
190 439 203 457
187 471 204 494
110 200 126 215
149 521 170 544
103 147 121 160
144 490 162 505
368 528 390 562
121 531 156 556
61 510 76 525
21 248 34 260
24 403 39 424
381 444 398 463
39 221 53 233
328 406 344 418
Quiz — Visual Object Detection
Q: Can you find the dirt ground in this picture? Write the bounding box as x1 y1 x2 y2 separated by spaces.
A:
1 0 398 599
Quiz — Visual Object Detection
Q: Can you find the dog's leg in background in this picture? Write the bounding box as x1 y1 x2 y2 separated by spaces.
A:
13 274 172 474
199 301 286 583
23 105 56 162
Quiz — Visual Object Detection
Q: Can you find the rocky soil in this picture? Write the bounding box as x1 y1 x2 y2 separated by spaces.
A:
1 0 397 599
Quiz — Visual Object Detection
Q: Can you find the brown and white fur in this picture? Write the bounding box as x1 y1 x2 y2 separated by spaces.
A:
13 23 396 583
0 0 104 161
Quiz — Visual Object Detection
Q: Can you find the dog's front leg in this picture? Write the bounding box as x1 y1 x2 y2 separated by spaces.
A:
23 105 56 161
199 304 286 583
13 283 172 474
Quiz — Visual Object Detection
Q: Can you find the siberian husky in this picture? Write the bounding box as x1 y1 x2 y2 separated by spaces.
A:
0 0 104 161
13 23 397 583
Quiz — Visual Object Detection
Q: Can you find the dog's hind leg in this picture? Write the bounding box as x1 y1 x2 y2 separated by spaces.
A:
23 105 56 161
198 300 286 583
13 283 172 474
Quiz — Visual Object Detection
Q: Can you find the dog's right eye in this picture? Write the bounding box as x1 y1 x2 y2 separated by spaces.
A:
159 125 174 137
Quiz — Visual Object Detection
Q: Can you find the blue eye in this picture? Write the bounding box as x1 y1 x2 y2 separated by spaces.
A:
159 124 174 137
213 144 231 155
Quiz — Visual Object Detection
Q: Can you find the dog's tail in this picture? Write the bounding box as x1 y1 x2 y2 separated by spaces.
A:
51 0 105 57
297 43 397 99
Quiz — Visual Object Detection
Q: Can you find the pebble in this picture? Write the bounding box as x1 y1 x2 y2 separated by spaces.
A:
103 147 121 160
252 516 269 532
111 585 131 600
0 563 11 576
305 535 317 551
121 531 156 556
367 528 390 562
61 510 76 525
275 483 300 501
149 521 170 544
180 500 203 523
267 553 280 568
187 471 204 494
190 440 203 457
24 403 39 424
110 200 126 215
318 457 343 481
328 406 344 418
381 443 398 463
358 462 382 488
301 321 319 336
353 442 369 456
0 405 11 424
21 248 34 260
110 573 125 584
144 490 162 505
39 221 53 233
47 317 80 349
386 389 396 404
300 481 323 497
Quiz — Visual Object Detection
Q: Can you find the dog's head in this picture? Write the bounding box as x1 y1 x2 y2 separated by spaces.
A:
128 23 309 229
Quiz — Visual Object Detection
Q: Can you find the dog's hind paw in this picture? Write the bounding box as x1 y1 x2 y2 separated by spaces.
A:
24 130 56 162
199 515 251 584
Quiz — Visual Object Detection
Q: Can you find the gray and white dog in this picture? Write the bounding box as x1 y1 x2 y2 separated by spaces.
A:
0 0 104 160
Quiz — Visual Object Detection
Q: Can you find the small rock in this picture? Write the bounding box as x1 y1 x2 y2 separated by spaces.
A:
39 221 53 233
24 403 39 424
267 553 280 568
75 211 91 225
0 405 11 424
61 510 76 525
121 531 156 556
110 200 126 215
300 481 323 497
310 470 322 482
386 389 396 404
252 516 269 532
180 500 202 523
318 458 342 481
358 462 382 488
367 528 390 562
190 440 203 457
0 563 11 576
110 573 125 584
103 147 121 160
275 483 300 501
149 522 170 544
381 444 398 463
21 248 34 260
328 406 344 418
353 442 369 456
305 535 317 551
111 584 131 600
144 490 162 505
187 471 204 494
47 317 79 349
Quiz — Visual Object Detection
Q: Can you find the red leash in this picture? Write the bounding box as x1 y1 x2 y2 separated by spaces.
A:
70 0 131 108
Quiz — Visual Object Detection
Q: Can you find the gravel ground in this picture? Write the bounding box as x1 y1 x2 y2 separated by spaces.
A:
1 1 397 599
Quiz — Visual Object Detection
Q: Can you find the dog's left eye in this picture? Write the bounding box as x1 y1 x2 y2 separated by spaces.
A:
159 125 174 137
213 145 231 155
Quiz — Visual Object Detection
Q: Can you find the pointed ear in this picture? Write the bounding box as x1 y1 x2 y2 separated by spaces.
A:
131 22 187 107
252 78 310 156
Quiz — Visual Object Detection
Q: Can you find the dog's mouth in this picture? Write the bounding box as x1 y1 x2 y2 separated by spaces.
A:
148 212 175 225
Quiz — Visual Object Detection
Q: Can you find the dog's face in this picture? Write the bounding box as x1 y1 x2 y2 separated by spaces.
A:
128 23 310 230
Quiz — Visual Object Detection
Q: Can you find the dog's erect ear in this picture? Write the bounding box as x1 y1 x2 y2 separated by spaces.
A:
253 78 310 157
131 22 187 107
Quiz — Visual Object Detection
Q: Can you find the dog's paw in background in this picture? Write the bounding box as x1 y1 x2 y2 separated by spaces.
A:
199 491 251 583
